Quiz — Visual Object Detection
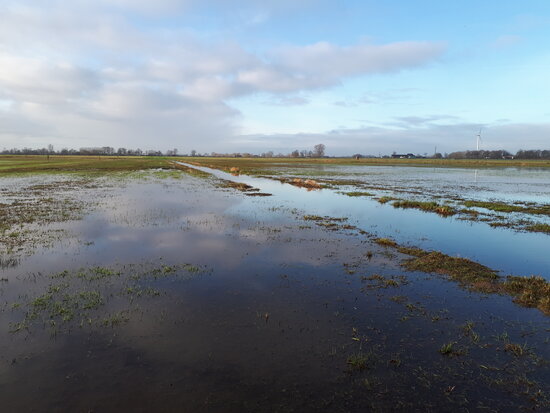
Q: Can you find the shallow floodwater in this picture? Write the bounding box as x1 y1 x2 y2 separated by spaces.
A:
272 164 550 204
0 170 548 412
180 163 550 278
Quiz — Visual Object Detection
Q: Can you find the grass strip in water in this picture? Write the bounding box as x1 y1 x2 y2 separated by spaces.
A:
340 191 375 197
526 223 550 234
463 200 550 217
384 244 550 315
377 196 400 204
392 200 456 217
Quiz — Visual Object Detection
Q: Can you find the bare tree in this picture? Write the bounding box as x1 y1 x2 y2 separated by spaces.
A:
313 144 326 157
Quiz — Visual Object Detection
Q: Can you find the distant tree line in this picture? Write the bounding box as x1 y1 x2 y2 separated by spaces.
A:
0 146 174 157
0 144 328 158
446 149 550 160
2 145 549 159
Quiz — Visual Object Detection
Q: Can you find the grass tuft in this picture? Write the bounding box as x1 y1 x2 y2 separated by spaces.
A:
392 200 456 216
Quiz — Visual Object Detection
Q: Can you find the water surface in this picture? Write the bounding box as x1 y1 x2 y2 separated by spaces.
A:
0 169 548 412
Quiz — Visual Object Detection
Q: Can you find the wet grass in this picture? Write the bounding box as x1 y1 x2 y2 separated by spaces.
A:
0 179 95 256
359 240 550 315
501 276 550 313
9 262 209 333
183 156 550 174
373 195 549 234
360 274 408 290
461 321 480 343
303 215 348 222
0 155 173 175
526 223 550 233
439 342 457 356
287 178 322 189
347 352 372 370
401 250 498 283
339 191 374 197
392 200 456 216
215 179 272 196
375 238 398 247
219 180 255 191
377 196 399 204
463 200 550 216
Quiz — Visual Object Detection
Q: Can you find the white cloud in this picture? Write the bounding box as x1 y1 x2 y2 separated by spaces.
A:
0 1 447 151
0 54 99 105
274 41 446 79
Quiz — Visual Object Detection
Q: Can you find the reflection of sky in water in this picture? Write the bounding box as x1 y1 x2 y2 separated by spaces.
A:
180 163 550 277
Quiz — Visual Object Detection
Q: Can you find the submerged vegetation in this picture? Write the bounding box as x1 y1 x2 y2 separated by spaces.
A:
9 262 209 333
0 178 96 257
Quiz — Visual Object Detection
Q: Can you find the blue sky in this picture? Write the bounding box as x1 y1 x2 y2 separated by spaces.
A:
0 0 549 155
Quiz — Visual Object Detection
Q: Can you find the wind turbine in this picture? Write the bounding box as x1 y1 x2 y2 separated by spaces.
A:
476 128 482 151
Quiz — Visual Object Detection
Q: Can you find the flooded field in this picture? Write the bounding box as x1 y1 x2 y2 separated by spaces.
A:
0 163 549 412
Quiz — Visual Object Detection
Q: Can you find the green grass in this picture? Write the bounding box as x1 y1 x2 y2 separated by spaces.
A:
0 155 173 175
375 238 398 247
463 200 550 216
363 238 550 316
504 342 529 357
439 342 458 356
347 352 373 370
183 157 550 174
401 251 498 283
392 200 456 216
501 275 550 313
339 191 374 197
461 321 480 343
377 196 399 204
10 262 209 333
526 223 550 233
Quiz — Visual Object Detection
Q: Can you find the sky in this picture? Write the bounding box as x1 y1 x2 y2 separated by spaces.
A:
0 0 549 156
